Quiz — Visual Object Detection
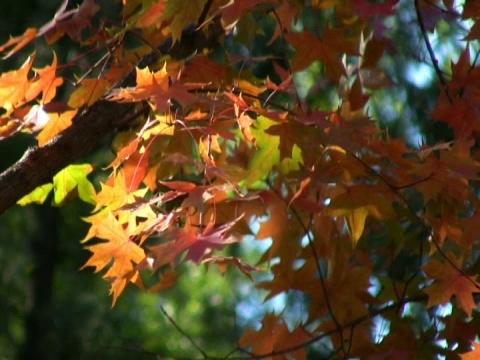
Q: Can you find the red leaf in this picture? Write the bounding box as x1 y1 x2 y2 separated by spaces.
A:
38 0 100 44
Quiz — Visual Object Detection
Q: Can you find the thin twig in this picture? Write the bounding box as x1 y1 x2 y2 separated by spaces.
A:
350 153 480 292
265 178 346 356
159 305 210 358
414 0 453 104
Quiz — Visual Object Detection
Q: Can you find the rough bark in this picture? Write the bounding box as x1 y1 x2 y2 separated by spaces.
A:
0 21 224 215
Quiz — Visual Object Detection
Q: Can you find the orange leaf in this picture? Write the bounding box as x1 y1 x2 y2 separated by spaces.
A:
0 28 38 59
136 0 167 28
26 53 64 104
0 56 33 115
423 258 480 317
239 313 309 360
82 212 146 275
460 342 480 360
36 109 77 146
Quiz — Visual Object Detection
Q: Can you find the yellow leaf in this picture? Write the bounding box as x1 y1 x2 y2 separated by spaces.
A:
325 184 396 245
36 110 77 146
68 79 110 108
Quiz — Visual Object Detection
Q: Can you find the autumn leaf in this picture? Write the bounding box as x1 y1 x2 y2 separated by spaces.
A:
285 27 358 80
25 53 64 104
52 164 96 205
136 0 167 28
353 0 398 20
146 269 178 293
0 56 33 115
38 0 100 44
0 28 38 59
82 212 146 305
36 109 77 146
94 170 148 212
201 256 263 280
216 0 277 31
184 215 243 263
82 212 145 272
162 0 207 42
247 116 280 183
239 313 309 360
68 79 110 108
325 184 397 244
17 184 54 206
423 258 480 317
147 215 243 270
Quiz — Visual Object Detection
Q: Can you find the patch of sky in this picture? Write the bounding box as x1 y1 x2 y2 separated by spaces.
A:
405 62 434 88
373 316 391 344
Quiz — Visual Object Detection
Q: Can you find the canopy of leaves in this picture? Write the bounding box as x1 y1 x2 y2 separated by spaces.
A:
2 0 480 358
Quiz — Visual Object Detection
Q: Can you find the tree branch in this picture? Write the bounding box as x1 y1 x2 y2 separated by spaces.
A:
0 19 224 215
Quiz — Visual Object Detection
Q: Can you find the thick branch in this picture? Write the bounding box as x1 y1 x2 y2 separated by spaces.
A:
0 20 224 215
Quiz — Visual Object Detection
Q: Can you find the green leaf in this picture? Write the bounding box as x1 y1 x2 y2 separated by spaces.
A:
53 164 96 206
247 116 280 183
17 183 54 206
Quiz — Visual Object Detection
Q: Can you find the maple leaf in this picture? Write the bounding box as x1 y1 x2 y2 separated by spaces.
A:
38 0 100 44
162 0 207 42
94 170 148 212
147 215 243 270
285 27 358 81
147 231 197 270
423 258 480 317
109 269 143 306
184 215 243 263
83 211 145 263
82 212 146 304
17 184 54 206
325 184 397 245
352 0 398 21
108 65 193 110
146 269 178 293
0 28 38 59
121 148 150 192
268 1 298 44
136 0 167 28
239 313 309 359
37 109 77 146
52 163 96 205
247 116 280 183
201 256 263 281
68 79 110 108
216 0 277 31
25 53 64 104
0 56 33 115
